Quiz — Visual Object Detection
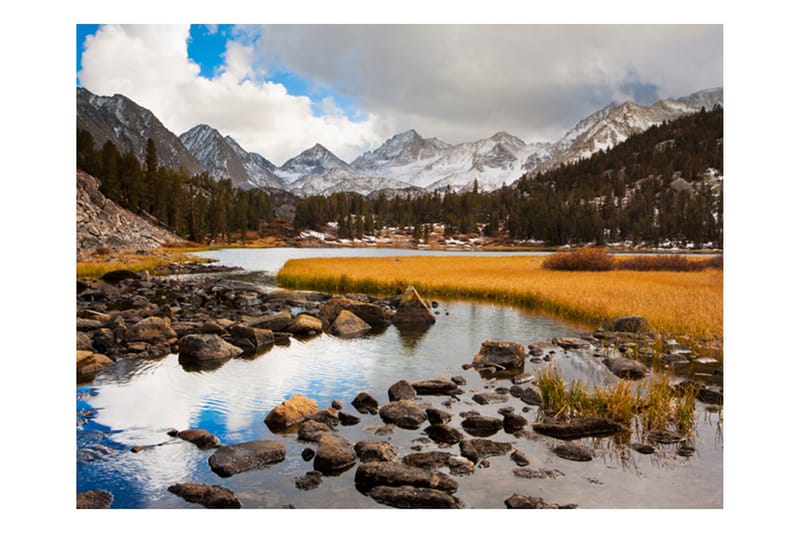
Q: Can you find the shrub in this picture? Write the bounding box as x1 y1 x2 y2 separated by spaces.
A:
542 248 615 271
615 255 701 272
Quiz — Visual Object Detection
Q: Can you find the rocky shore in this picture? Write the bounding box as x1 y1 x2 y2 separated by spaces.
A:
76 270 723 509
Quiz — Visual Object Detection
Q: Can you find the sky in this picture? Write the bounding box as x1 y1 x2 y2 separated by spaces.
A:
76 23 722 165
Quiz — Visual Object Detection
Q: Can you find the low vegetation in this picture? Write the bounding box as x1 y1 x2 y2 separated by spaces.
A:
76 247 214 278
543 247 723 272
276 255 723 342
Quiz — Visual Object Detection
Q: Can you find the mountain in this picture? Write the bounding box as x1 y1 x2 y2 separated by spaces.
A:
76 87 201 175
179 124 286 190
276 143 353 183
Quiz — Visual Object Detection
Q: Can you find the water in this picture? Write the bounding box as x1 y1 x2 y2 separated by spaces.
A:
77 247 722 509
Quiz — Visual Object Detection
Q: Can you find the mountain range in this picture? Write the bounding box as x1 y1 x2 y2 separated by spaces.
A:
76 86 722 197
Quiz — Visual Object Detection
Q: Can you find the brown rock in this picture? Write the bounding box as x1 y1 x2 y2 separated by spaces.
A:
354 462 458 493
532 417 624 439
471 340 526 370
319 297 390 328
351 391 379 415
355 440 398 463
459 439 512 463
208 440 286 477
368 485 462 509
329 309 372 337
265 394 319 431
388 379 417 401
246 311 293 332
124 316 177 344
176 429 220 449
603 357 649 379
411 377 459 396
313 433 356 473
168 483 241 508
379 400 427 429
178 334 243 363
76 489 113 509
285 314 323 337
392 286 436 327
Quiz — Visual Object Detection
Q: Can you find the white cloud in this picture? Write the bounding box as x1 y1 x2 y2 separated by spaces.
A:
78 24 383 163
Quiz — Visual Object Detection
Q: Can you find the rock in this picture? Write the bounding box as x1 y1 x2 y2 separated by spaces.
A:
294 471 323 491
532 417 624 439
320 297 390 328
178 334 243 364
351 392 379 415
388 379 417 401
208 440 286 477
451 375 467 385
367 486 462 509
461 415 503 437
330 309 372 337
125 317 177 344
301 448 315 461
528 341 556 357
411 377 459 396
603 357 649 379
285 313 323 337
355 440 398 463
511 373 535 385
246 311 293 332
556 337 592 350
605 316 649 333
77 318 105 331
520 386 543 406
168 483 241 508
447 455 475 476
503 413 528 433
392 286 436 327
265 394 319 432
552 443 594 462
630 442 656 454
402 451 454 470
471 340 526 370
424 424 464 445
200 320 228 335
338 411 361 426
472 391 508 405
424 408 452 425
513 468 565 479
228 325 274 356
76 331 93 351
100 269 140 284
297 420 333 442
76 489 113 509
504 493 576 509
331 399 344 410
379 400 427 429
306 407 340 428
313 434 356 473
510 449 530 466
647 430 683 444
77 350 114 382
698 388 723 405
175 429 220 450
354 462 458 493
459 439 512 463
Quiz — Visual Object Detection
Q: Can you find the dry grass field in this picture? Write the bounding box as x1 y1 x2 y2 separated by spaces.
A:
276 255 723 344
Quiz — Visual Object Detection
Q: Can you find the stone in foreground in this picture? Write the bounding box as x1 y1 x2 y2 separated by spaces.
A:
471 340 526 370
77 489 113 509
379 400 427 429
208 440 286 477
313 434 357 473
532 417 625 439
368 485 463 509
354 462 458 493
178 334 243 363
168 483 242 508
504 493 577 509
265 393 319 432
330 309 372 337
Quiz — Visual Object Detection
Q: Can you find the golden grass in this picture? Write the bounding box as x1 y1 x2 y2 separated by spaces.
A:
76 247 214 278
276 255 722 343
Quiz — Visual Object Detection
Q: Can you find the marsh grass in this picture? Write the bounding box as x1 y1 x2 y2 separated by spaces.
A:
76 247 214 278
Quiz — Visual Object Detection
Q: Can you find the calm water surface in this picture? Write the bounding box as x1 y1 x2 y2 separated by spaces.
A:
77 247 722 508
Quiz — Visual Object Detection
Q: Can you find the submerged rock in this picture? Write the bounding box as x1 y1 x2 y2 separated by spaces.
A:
294 471 323 491
168 483 241 508
401 451 454 470
504 493 577 509
208 440 286 477
459 439 513 463
532 417 624 439
76 489 113 509
603 357 649 379
355 440 398 463
552 443 594 462
367 486 462 509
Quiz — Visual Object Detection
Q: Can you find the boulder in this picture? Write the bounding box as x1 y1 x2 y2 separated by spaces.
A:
76 350 113 382
401 451 454 470
555 337 593 350
504 493 576 509
100 269 140 284
424 424 464 445
354 462 458 493
305 407 340 428
124 316 177 344
510 449 530 466
285 314 323 337
447 455 475 476
503 413 528 433
520 386 543 406
351 392 379 415
313 434 356 473
208 440 286 477
298 420 333 442
424 408 452 425
200 320 229 335
472 391 509 405
367 486 462 509
411 377 459 396
355 440 398 463
294 471 323 491
388 379 417 401
168 483 241 509
471 340 526 370
264 394 319 432
532 417 624 439
459 439 513 463
178 334 243 363
320 297 390 328
391 286 436 327
461 415 503 437
552 442 594 461
605 316 649 333
228 325 274 356
330 309 372 337
338 411 361 426
603 357 649 379
76 489 113 509
379 400 427 429
246 311 293 332
175 429 220 450
76 332 93 351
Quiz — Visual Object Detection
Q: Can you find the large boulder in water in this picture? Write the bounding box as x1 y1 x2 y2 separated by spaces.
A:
313 433 357 473
392 286 436 327
168 483 241 509
178 334 243 363
320 297 391 328
354 462 459 493
379 400 427 429
285 314 323 337
265 393 319 432
368 485 462 509
330 309 372 337
532 417 624 439
208 440 286 477
228 325 274 356
471 340 526 370
603 357 649 379
124 316 177 344
77 350 113 382
388 379 417 401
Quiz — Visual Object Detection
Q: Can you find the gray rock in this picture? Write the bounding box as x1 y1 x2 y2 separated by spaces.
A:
411 377 459 396
76 489 113 509
294 471 323 491
424 424 464 444
178 334 243 363
168 483 241 508
504 493 577 509
368 485 462 509
552 443 594 462
461 415 503 437
330 309 372 337
532 417 624 439
472 391 509 405
459 439 512 463
354 462 458 493
298 420 333 442
603 357 649 379
425 408 452 425
379 400 427 429
392 286 436 327
472 340 526 370
351 392 380 415
208 440 286 477
354 440 398 463
388 379 417 401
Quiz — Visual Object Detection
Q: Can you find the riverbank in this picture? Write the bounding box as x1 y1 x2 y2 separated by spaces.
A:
276 255 723 347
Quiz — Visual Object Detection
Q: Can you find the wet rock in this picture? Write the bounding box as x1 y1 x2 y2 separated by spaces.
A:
228 325 274 356
503 413 528 433
338 411 361 426
647 430 683 444
351 392 379 415
402 451 454 470
379 400 427 429
552 443 593 462
424 424 464 444
285 314 323 337
391 286 436 327
355 440 397 463
388 379 417 401
77 350 113 382
100 269 140 284
451 375 467 385
354 462 458 493
168 483 241 508
246 311 293 332
76 331 93 351
472 340 526 370
320 297 390 328
532 417 624 439
424 408 452 425
511 373 535 385
76 489 113 509
698 388 723 405
604 316 649 333
298 420 333 442
330 309 372 337
313 434 356 473
175 429 220 450
411 377 459 396
367 486 462 509
264 393 319 432
447 455 475 476
208 440 286 477
528 341 556 357
630 442 656 454
603 357 649 379
77 318 105 331
331 399 343 410
178 334 243 364
556 337 592 350
504 493 576 509
124 316 177 344
513 468 565 479
294 471 323 491
301 448 315 461
677 444 696 457
200 320 228 335
461 415 503 437
306 407 341 428
459 439 513 463
472 391 509 405
510 449 530 466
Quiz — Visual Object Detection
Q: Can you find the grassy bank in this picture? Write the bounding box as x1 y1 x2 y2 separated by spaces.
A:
276 255 722 343
76 247 215 278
